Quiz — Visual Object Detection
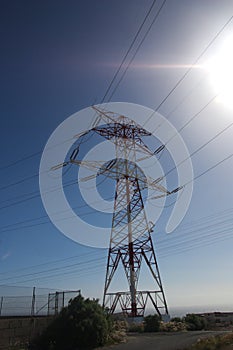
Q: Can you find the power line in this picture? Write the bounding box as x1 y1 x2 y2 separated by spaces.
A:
138 91 233 211
4 222 233 285
107 0 167 101
159 231 233 259
1 254 107 285
0 180 77 211
0 151 42 172
0 173 39 192
2 205 233 284
140 13 233 132
1 7 233 291
154 14 233 112
165 206 233 233
0 159 110 208
0 132 90 191
159 230 233 259
100 0 158 103
164 94 218 146
1 11 232 189
2 204 233 282
0 256 106 284
187 151 233 185
0 1 159 173
1 94 233 238
0 196 114 234
0 249 103 276
0 92 222 211
165 75 209 119
0 167 110 210
0 135 75 173
1 100 233 233
143 92 219 177
158 218 233 249
5 265 106 286
0 206 113 235
163 116 233 181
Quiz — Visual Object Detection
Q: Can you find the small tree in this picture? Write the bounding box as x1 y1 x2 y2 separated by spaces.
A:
144 314 161 332
31 295 113 350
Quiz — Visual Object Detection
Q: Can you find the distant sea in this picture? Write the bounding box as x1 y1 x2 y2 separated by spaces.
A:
168 305 233 318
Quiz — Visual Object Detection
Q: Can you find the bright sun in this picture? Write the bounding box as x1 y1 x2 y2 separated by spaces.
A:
206 35 233 109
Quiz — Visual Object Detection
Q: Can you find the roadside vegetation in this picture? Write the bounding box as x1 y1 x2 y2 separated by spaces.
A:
184 332 233 350
24 297 225 350
30 295 113 350
126 313 207 334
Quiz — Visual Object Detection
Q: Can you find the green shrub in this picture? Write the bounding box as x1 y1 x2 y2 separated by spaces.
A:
184 314 207 331
128 322 144 333
171 317 183 323
31 295 113 350
144 314 160 332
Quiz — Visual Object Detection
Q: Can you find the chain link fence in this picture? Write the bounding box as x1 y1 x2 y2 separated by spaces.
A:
0 288 81 349
0 287 80 317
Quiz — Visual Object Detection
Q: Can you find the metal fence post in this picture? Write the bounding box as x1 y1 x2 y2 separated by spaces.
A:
0 296 3 316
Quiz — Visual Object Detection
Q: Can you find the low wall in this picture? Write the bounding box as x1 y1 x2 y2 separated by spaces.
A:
0 315 54 350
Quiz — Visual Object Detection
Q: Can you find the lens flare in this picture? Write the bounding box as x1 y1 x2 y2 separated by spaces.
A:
207 35 233 109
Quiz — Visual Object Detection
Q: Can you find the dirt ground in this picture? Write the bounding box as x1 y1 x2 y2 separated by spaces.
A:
100 331 231 350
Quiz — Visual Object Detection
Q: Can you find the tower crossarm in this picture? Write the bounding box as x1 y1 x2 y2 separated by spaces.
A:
93 124 156 158
91 106 165 159
78 159 179 197
92 106 150 133
51 158 182 198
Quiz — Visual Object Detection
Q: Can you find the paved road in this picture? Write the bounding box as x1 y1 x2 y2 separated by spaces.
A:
101 331 230 350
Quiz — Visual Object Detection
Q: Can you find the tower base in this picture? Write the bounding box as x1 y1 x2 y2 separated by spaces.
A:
104 290 170 319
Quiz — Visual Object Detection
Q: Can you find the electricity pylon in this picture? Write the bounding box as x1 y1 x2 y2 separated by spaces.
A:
52 106 181 319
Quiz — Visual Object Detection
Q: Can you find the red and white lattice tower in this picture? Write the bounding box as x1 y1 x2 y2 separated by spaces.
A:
56 106 181 319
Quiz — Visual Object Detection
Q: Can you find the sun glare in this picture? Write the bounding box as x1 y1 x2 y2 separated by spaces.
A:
206 35 233 109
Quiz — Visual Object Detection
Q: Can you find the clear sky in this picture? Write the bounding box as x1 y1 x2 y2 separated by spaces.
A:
1 0 233 316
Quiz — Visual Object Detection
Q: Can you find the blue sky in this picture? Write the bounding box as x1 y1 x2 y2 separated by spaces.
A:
1 0 233 316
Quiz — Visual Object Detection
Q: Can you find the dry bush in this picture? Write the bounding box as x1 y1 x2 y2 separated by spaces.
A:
160 321 187 332
186 332 233 350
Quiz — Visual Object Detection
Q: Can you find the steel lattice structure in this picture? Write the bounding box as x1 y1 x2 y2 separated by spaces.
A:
52 106 181 319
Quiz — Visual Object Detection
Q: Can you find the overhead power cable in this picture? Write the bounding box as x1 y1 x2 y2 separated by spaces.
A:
107 0 167 101
2 110 233 231
158 226 233 259
1 7 233 265
162 116 233 181
0 151 42 171
140 13 233 131
0 256 106 284
0 206 113 235
100 0 158 103
1 263 106 286
186 151 233 185
5 217 233 286
2 10 232 188
0 200 114 234
0 169 110 210
2 205 233 283
0 1 159 173
0 249 103 276
154 14 233 112
1 10 232 186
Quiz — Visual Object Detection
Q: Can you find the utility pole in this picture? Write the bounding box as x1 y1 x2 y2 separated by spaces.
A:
31 287 36 317
0 297 3 316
